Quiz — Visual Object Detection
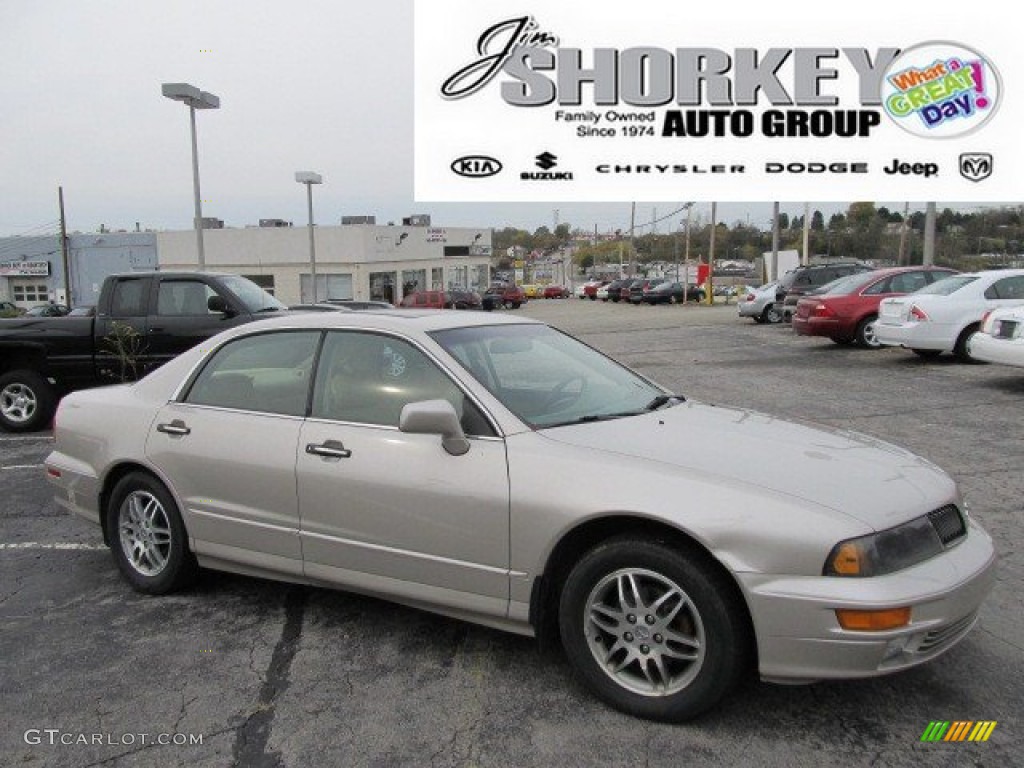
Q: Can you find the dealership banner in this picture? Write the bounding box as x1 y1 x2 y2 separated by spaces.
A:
414 0 1021 201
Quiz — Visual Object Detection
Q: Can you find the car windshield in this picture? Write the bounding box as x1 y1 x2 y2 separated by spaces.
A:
431 324 669 429
219 275 287 312
913 275 979 296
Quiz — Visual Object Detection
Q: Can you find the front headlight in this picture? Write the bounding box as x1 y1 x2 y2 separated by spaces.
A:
824 515 945 577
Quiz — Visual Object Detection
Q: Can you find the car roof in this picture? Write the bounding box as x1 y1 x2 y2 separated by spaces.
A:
230 307 543 337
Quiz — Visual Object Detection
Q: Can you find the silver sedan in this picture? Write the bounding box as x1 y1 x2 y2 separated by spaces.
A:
45 310 996 721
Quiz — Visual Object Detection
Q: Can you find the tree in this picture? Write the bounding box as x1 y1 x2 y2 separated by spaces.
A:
811 210 825 230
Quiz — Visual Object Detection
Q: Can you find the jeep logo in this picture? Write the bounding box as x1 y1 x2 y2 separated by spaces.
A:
451 155 502 178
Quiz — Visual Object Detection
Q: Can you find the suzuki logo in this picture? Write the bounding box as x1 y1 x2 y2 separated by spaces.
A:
450 155 502 178
535 151 558 170
959 153 993 182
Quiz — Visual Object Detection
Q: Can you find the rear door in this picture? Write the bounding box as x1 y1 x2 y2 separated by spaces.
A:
146 276 251 365
146 329 321 577
94 275 153 382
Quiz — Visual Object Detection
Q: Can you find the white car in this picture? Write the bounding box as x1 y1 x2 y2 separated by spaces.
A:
596 284 611 301
45 311 995 722
875 269 1024 361
737 281 783 323
967 306 1024 368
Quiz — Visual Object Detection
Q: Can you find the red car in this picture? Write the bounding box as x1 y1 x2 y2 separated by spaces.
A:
583 280 609 300
793 266 958 348
543 285 569 299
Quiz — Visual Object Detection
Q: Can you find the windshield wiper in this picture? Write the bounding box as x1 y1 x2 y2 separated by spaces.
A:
256 306 283 313
645 394 685 411
543 411 643 428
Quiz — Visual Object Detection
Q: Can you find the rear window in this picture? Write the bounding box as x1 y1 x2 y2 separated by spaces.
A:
915 275 979 296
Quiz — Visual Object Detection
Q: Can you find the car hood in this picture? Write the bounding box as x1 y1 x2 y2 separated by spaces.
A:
541 400 954 531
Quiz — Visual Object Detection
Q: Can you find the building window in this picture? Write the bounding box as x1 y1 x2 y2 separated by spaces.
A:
12 284 49 303
243 274 276 295
300 273 353 303
444 246 470 257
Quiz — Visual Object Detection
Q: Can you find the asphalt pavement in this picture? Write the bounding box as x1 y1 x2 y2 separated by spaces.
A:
1 298 1020 767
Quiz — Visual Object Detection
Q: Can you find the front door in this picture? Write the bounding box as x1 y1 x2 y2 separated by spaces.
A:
296 330 511 618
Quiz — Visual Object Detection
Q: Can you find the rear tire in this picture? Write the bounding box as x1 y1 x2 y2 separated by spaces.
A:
0 369 57 433
953 323 983 363
106 472 197 594
855 315 881 349
559 537 749 722
762 305 782 324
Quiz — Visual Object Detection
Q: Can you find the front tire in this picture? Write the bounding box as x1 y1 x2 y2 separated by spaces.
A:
106 472 197 594
559 537 749 722
0 369 57 433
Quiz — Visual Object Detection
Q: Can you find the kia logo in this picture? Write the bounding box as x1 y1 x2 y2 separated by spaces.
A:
451 155 502 178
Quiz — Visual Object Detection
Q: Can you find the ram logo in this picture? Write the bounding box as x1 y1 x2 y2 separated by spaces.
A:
451 155 502 178
959 153 993 182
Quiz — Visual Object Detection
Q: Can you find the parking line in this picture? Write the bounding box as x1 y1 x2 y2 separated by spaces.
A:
0 542 106 551
1 464 44 471
0 436 53 442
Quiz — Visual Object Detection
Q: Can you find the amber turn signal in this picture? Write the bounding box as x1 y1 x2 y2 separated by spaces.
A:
835 607 912 631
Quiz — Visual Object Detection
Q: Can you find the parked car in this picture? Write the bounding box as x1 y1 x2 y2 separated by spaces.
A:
46 311 996 722
0 271 285 432
596 283 611 301
792 267 958 348
642 281 706 305
967 306 1024 368
603 279 631 303
777 262 875 320
400 291 451 309
876 269 1024 361
482 284 526 311
543 285 570 299
68 306 96 317
737 281 782 323
25 303 71 317
582 280 609 300
523 284 545 299
628 278 665 304
0 300 25 317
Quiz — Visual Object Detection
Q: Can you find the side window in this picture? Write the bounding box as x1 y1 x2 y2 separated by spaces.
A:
109 279 148 316
158 280 218 316
862 277 890 295
185 331 320 416
985 276 1024 300
312 332 492 435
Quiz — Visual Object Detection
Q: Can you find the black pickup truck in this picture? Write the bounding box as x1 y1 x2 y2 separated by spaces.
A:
0 271 287 432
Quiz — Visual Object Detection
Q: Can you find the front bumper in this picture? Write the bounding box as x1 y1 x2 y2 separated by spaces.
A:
739 518 997 682
967 333 1024 368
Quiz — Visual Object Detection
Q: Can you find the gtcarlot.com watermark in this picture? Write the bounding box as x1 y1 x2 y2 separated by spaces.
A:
25 729 203 747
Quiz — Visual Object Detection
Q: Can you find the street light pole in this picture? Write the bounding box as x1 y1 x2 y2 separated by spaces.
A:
162 83 220 271
295 172 324 301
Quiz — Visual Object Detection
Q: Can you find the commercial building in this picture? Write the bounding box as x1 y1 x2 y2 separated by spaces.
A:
0 220 493 309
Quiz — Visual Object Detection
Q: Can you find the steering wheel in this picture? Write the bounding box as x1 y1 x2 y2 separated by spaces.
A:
544 374 588 411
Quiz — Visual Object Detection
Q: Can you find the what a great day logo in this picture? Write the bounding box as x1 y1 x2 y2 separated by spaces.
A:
882 42 1000 138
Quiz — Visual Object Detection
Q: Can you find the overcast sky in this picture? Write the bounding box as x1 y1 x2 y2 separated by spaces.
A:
0 1 1004 240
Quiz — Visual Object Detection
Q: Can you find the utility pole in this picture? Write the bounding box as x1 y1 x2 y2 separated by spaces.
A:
771 201 781 280
58 186 71 307
897 201 910 265
707 202 717 305
923 202 936 265
628 202 636 277
802 202 810 266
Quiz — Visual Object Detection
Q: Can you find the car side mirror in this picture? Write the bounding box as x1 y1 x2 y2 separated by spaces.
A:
207 295 235 316
399 399 470 456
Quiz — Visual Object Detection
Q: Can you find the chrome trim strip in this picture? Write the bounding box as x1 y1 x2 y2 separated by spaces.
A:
190 507 299 535
301 528 524 578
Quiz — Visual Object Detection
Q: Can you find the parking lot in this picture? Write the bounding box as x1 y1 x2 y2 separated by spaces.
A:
2 299 1021 767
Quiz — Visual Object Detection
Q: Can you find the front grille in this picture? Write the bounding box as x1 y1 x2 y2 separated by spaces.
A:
918 612 978 653
928 504 967 546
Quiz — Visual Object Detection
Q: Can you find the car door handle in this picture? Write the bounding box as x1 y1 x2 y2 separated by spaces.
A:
305 440 352 459
156 419 191 436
